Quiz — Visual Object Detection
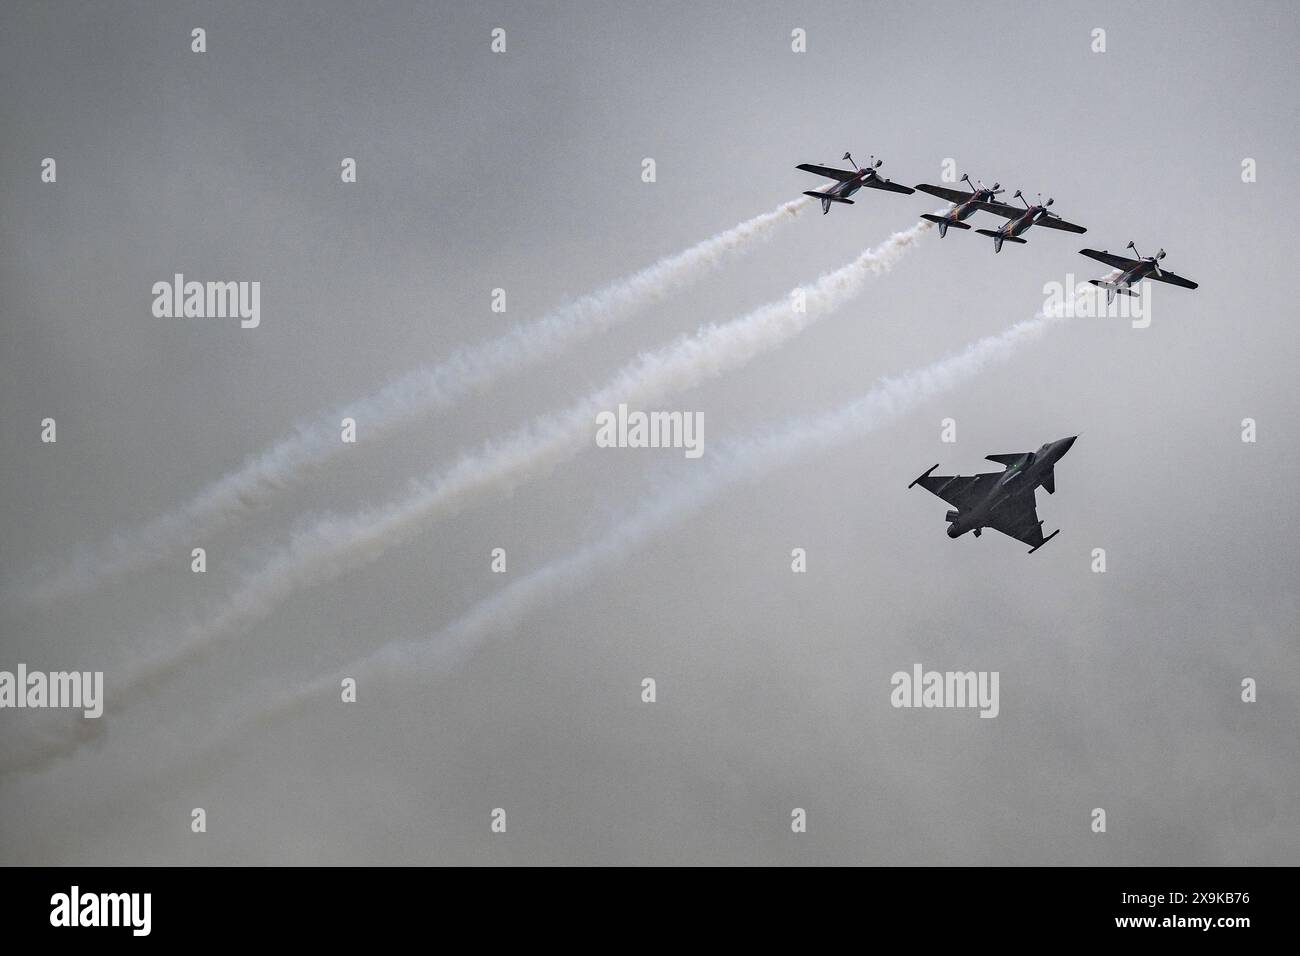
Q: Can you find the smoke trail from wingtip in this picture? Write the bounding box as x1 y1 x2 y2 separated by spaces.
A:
0 215 929 778
0 215 931 777
219 305 1072 745
4 198 813 610
123 216 928 677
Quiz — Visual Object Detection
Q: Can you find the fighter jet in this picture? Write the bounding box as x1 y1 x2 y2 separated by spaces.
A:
1079 242 1199 303
796 152 916 215
912 174 1005 238
908 436 1077 553
971 190 1087 252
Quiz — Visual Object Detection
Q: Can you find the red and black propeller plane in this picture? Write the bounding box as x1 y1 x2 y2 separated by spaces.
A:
972 190 1087 252
913 173 1005 238
1079 242 1199 303
796 152 916 215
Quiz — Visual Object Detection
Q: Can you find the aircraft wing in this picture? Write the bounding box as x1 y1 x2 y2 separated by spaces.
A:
862 177 916 195
985 491 1049 550
1079 248 1140 270
914 183 975 204
910 471 999 509
971 199 1026 219
1035 214 1087 234
985 453 1028 467
1147 270 1199 289
796 163 858 182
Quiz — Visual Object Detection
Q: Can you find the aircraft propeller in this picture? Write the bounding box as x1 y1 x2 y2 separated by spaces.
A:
1128 241 1165 275
962 174 1004 197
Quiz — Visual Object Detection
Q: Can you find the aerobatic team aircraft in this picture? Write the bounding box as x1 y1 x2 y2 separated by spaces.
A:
786 149 1197 554
1078 242 1199 303
795 152 916 215
971 190 1087 252
909 437 1077 554
913 174 1005 238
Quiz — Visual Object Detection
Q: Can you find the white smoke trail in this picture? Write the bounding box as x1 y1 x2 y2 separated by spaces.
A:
0 215 932 777
208 305 1074 747
132 219 931 674
5 198 812 610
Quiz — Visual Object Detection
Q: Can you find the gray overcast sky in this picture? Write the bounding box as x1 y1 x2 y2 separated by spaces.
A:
1 0 1297 864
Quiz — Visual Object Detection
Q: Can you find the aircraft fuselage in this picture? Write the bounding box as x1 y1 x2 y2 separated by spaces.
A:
819 169 876 201
996 206 1047 238
1115 258 1160 289
945 189 997 224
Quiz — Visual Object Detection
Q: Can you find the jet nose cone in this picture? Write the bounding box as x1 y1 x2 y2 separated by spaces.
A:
1059 436 1077 453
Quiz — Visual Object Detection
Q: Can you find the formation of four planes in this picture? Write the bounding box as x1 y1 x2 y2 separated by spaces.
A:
796 151 1199 296
795 152 1201 554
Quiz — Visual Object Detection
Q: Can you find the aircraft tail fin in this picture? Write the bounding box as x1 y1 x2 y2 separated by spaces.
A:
1090 279 1116 304
805 191 853 214
1089 279 1135 295
921 215 968 227
921 214 969 238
